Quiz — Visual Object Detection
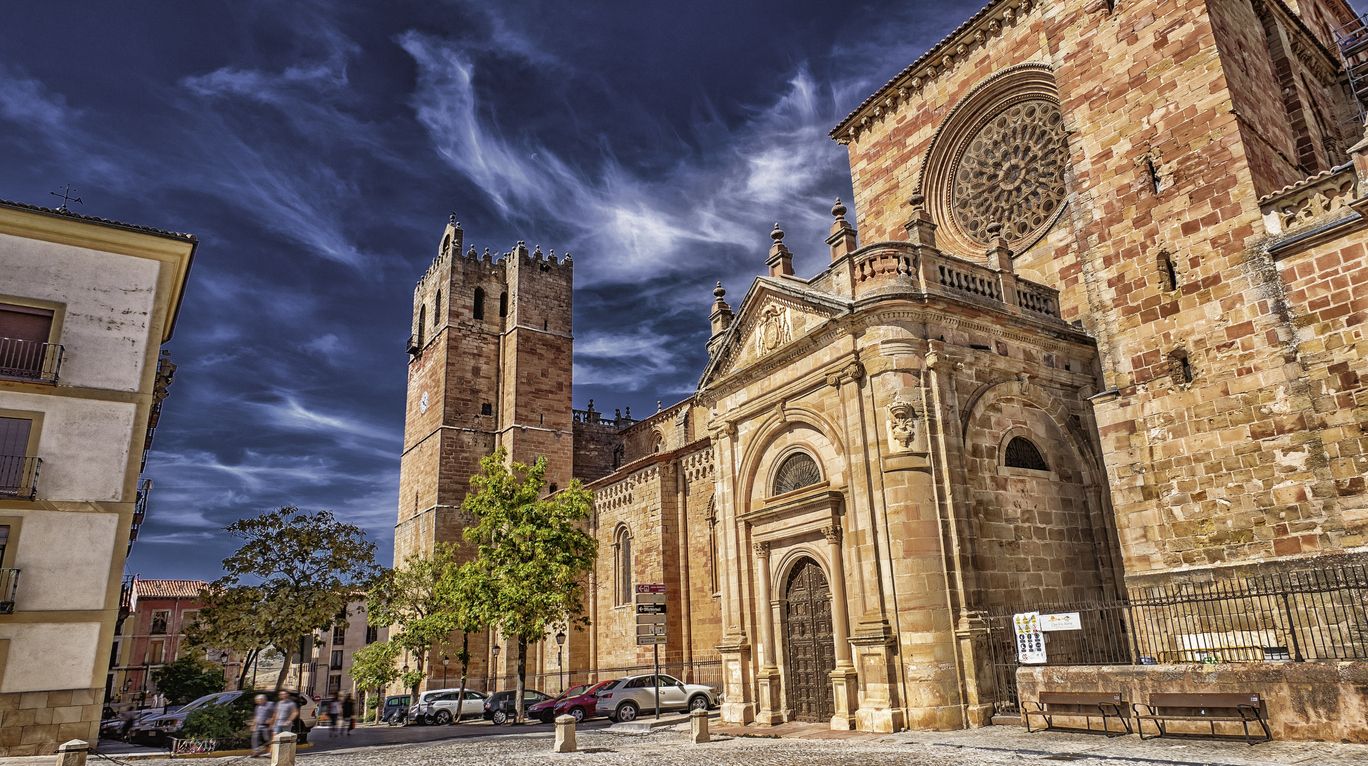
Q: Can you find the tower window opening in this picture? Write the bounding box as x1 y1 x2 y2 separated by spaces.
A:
542 319 548 331
1004 436 1049 471
416 305 426 348
1144 156 1162 195
481 402 493 416
473 287 485 320
434 289 442 323
1160 251 1179 291
499 292 508 317
1169 348 1194 384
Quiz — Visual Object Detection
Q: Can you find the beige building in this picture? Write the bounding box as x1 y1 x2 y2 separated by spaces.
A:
0 199 194 754
301 599 387 700
397 0 1368 739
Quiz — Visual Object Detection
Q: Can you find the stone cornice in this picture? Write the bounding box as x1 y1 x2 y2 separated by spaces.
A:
830 0 1041 144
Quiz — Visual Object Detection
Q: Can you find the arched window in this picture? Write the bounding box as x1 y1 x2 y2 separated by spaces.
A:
772 452 821 496
434 289 442 323
1004 436 1049 471
652 433 664 453
499 292 508 317
473 287 485 320
614 526 633 606
416 305 426 347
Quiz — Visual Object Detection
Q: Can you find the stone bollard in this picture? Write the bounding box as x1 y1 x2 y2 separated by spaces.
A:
54 740 88 766
553 714 577 753
271 731 298 766
689 708 710 744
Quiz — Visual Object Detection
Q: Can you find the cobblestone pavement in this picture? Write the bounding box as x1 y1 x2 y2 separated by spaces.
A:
42 722 1365 766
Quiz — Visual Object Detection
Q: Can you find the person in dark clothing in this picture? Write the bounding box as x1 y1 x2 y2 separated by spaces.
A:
341 693 356 734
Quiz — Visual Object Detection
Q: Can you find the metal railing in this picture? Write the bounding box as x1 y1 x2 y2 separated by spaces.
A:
0 455 40 499
0 568 19 614
0 337 62 383
129 479 151 553
982 562 1368 714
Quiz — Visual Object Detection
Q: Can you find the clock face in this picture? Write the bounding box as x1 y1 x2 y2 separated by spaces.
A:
419 391 430 414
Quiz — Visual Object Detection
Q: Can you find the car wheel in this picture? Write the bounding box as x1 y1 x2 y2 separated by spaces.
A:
435 710 452 726
688 695 709 712
491 710 508 726
570 707 585 723
615 701 639 723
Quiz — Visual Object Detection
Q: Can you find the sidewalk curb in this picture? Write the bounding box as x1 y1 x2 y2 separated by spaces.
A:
609 713 693 734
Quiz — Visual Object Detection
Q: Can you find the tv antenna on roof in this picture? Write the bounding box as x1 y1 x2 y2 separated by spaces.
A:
50 185 82 212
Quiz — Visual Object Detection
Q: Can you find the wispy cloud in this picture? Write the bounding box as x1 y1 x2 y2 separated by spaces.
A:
0 63 78 132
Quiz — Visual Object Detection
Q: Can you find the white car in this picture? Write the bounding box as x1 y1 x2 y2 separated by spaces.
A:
594 674 718 723
409 688 488 725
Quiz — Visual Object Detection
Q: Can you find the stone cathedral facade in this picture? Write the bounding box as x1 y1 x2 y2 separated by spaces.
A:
396 0 1368 734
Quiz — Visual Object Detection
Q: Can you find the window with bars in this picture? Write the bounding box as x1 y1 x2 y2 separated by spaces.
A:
771 452 821 495
1003 437 1049 471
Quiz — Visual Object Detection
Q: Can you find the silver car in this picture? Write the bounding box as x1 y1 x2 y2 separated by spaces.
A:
409 688 487 724
594 674 718 722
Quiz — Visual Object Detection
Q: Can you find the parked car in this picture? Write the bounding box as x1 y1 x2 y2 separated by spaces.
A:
408 688 488 724
483 689 551 725
130 690 316 745
381 694 411 725
100 709 162 740
595 674 718 723
529 680 615 723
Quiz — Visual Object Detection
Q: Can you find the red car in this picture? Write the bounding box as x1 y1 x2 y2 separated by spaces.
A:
531 680 616 723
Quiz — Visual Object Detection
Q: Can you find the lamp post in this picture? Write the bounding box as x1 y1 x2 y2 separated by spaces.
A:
491 644 500 691
441 654 450 688
555 630 566 693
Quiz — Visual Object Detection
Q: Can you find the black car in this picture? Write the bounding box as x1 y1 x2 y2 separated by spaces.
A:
482 689 551 725
381 694 411 725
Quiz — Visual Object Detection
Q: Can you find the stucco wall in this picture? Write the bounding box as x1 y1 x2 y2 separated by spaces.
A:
0 391 136 502
9 510 117 611
0 622 102 693
0 232 159 392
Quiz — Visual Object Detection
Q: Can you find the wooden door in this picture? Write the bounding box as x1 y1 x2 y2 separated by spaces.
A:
782 557 835 722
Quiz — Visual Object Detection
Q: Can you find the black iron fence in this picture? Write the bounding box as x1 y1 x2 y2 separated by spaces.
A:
983 563 1368 714
478 657 723 696
0 455 40 499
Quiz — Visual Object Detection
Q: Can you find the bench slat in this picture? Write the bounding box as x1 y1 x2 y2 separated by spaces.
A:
1039 692 1124 706
1148 692 1261 709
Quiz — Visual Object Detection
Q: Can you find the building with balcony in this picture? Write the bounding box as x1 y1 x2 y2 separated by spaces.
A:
300 598 387 703
0 199 195 754
108 578 225 710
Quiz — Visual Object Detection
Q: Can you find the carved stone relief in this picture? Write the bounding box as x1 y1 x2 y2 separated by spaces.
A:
756 304 792 355
886 395 922 453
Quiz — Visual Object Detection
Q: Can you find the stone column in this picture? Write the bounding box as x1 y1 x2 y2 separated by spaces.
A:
270 732 297 766
753 542 783 725
54 740 88 766
824 524 859 730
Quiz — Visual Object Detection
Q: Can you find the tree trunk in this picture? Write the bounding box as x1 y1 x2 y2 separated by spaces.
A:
237 648 259 690
455 632 469 724
275 647 293 692
514 635 527 724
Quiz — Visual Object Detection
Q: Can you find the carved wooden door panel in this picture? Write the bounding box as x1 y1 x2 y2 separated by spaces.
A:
782 558 835 722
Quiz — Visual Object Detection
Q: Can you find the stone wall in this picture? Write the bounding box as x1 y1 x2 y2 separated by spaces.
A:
1016 662 1368 742
0 688 102 756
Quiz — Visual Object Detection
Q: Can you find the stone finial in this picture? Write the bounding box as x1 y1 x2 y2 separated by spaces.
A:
710 280 734 336
56 740 89 766
466 244 477 259
903 193 937 249
827 196 858 260
767 222 794 277
449 212 457 225
657 400 663 412
986 222 1013 272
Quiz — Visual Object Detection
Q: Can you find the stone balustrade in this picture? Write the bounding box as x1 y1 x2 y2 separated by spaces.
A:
849 242 1062 322
1259 163 1358 236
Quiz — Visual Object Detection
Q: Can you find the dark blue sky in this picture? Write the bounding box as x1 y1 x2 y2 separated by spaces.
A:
1 0 979 577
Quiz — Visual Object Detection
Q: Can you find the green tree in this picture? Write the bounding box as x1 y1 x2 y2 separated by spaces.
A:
349 641 401 721
367 544 462 702
195 507 377 690
434 564 487 723
459 449 596 723
185 584 272 690
150 655 225 705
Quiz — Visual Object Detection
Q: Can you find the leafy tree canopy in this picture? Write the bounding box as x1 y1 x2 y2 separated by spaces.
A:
349 640 401 695
150 655 225 705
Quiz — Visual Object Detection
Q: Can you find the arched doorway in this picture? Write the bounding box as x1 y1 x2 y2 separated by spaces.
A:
781 557 835 722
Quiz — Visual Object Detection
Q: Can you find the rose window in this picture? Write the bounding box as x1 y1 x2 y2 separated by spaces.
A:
949 99 1067 246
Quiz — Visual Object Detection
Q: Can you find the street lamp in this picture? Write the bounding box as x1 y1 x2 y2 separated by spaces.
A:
555 630 566 693
491 644 500 691
441 654 450 688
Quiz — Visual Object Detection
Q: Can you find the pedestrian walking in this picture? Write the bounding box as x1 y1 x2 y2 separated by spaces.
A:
270 690 299 739
250 694 274 757
329 697 341 736
341 693 356 734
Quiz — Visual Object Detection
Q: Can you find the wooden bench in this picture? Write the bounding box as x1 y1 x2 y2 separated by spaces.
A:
1132 692 1271 744
1023 691 1131 736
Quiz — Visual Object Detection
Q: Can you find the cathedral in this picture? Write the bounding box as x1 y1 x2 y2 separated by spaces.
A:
396 0 1368 736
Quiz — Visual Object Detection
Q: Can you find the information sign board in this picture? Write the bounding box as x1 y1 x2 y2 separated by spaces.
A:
1013 611 1047 664
1039 612 1082 632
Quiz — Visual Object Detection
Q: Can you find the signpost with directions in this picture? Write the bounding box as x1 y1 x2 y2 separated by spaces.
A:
635 584 667 718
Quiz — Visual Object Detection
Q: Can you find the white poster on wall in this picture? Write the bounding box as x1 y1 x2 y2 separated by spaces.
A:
1014 611 1047 664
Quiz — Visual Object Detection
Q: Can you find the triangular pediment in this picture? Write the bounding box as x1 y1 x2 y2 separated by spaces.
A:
699 277 850 387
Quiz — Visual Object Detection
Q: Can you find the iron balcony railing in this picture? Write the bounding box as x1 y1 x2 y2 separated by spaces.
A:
129 479 151 553
0 568 19 614
0 337 63 384
0 455 40 499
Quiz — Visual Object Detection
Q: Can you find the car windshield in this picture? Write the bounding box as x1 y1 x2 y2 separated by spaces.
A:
178 693 227 712
560 685 588 699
